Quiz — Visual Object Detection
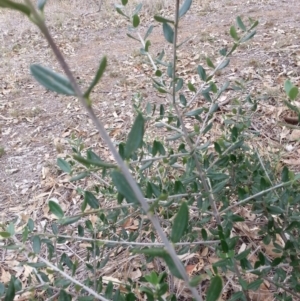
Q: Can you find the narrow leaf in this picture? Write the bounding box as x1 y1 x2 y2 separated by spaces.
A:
145 40 151 52
132 14 140 28
217 59 230 70
127 33 139 42
206 57 215 68
144 25 154 40
0 0 30 16
84 57 107 98
154 15 174 24
4 276 15 301
115 6 128 18
175 78 183 92
0 232 11 238
49 201 64 219
171 202 189 243
230 26 239 40
284 79 293 94
124 113 145 159
60 216 81 226
163 22 174 43
57 158 71 174
30 64 75 96
289 86 299 100
179 94 187 106
133 3 142 15
84 191 99 209
111 170 139 204
236 16 246 31
240 30 256 43
132 248 184 279
70 172 90 182
281 166 289 182
37 0 47 11
206 275 223 301
179 0 192 18
197 65 206 81
188 81 196 92
32 236 41 254
73 154 117 168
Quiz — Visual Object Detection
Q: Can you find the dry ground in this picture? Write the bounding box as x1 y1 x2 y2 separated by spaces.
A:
0 0 300 299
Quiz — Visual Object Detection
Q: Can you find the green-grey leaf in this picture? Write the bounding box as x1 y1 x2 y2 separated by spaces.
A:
197 65 206 81
125 113 145 159
30 64 75 96
206 275 223 301
180 94 187 106
154 15 174 24
236 16 246 31
32 236 41 254
132 14 140 28
111 170 139 204
121 0 128 5
171 202 189 243
133 3 142 15
4 276 15 301
0 231 11 238
84 191 100 209
144 25 154 40
185 107 204 116
163 22 174 43
60 216 81 226
0 0 30 16
49 200 64 219
84 57 107 98
73 154 117 169
70 172 90 182
188 81 196 92
289 86 299 100
284 80 293 94
132 248 184 279
57 158 71 174
37 0 47 11
249 20 259 31
179 0 192 18
230 26 239 40
217 59 230 70
175 78 183 92
145 40 151 52
247 279 263 291
115 6 128 18
127 33 139 41
240 30 256 43
206 57 215 69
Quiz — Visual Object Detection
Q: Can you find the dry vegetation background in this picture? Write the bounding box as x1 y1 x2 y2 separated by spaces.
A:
0 0 300 299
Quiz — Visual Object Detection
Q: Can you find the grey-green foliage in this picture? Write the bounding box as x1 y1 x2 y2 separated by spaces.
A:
0 0 300 301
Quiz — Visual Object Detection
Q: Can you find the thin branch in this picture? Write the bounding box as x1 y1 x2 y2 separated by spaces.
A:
155 121 184 134
170 1 220 226
34 233 220 246
265 277 300 300
220 181 292 214
137 31 157 71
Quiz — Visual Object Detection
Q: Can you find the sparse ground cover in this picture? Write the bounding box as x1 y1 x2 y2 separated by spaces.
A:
0 0 300 300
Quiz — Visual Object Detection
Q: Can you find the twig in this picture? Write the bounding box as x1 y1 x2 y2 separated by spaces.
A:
34 233 220 246
220 181 293 214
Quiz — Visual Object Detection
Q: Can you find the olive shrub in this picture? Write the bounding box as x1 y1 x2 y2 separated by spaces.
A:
0 0 300 300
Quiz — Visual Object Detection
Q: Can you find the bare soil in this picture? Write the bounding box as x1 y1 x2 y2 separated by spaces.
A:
0 0 300 299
